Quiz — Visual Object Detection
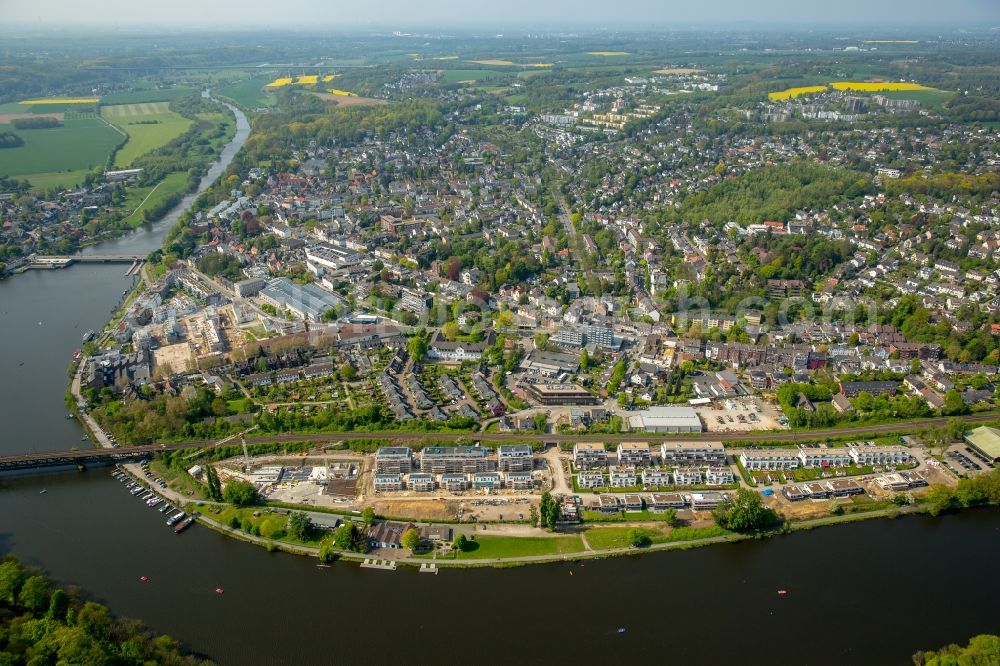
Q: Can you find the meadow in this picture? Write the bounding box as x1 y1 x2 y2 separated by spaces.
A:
99 88 196 105
121 171 191 227
217 75 278 109
0 117 121 179
101 102 193 167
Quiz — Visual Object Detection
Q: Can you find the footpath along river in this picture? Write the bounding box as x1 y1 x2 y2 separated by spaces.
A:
0 100 998 665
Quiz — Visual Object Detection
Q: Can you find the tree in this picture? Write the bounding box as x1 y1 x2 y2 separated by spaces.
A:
0 560 25 604
579 350 590 372
319 540 339 563
332 522 368 553
452 533 468 551
401 528 422 551
441 321 460 341
46 588 69 621
925 485 956 516
627 528 652 548
361 506 376 526
18 575 50 613
533 412 547 432
287 512 312 541
407 330 428 363
942 389 968 416
712 488 779 532
222 479 258 507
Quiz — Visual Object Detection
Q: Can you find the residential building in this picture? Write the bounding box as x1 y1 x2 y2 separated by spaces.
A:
849 445 912 466
647 493 687 511
660 441 726 466
573 442 609 469
473 471 502 488
740 450 800 471
673 468 704 485
407 473 435 492
688 491 729 510
375 447 413 474
608 467 638 488
596 494 620 514
617 442 652 467
577 471 606 489
505 471 534 490
641 468 673 488
705 466 735 485
497 445 534 472
622 494 644 512
440 473 468 492
419 446 491 474
373 473 403 492
798 447 853 468
367 521 417 549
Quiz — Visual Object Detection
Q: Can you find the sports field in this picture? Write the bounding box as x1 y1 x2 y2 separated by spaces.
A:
101 102 193 167
0 117 122 178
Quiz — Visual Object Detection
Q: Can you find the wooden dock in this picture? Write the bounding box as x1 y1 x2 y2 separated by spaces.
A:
360 559 397 571
419 563 439 575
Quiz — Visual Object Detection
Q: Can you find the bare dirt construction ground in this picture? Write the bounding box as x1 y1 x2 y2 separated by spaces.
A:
313 93 385 107
153 342 194 374
655 67 705 75
372 498 460 521
0 112 64 123
770 496 837 520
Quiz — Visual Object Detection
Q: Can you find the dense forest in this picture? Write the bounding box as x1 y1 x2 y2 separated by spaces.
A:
0 556 211 665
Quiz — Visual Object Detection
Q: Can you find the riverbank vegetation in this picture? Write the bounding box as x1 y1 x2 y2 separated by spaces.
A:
0 556 212 665
913 634 1000 665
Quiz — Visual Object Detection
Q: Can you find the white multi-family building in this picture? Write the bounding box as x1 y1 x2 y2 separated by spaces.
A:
740 450 800 471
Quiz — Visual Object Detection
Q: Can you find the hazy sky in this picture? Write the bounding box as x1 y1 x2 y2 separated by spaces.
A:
2 0 999 28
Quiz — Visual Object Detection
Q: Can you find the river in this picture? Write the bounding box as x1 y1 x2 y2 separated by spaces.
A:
1 102 998 666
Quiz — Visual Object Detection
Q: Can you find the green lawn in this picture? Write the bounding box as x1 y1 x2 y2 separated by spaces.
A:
102 103 193 167
0 117 122 177
582 510 675 523
22 169 92 191
122 171 190 227
585 526 665 550
789 465 876 482
453 534 584 559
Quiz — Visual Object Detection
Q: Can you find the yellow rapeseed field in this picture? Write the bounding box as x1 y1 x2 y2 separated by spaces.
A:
19 97 99 104
767 85 828 101
588 51 629 56
264 77 293 88
322 75 338 82
296 75 318 85
829 81 935 92
327 89 357 97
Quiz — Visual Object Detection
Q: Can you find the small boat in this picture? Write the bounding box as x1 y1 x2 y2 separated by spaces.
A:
81 329 94 343
166 512 186 527
66 413 74 419
139 576 150 583
616 628 627 634
214 588 224 594
159 504 172 513
39 489 47 495
174 516 195 534
81 436 88 441
777 590 788 596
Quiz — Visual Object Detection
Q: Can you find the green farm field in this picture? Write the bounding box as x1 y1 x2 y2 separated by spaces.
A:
101 102 193 167
99 88 196 105
0 117 122 178
217 75 278 109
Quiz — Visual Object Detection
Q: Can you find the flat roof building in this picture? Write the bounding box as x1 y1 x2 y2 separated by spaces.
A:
965 426 1000 463
523 382 600 406
498 445 534 472
660 441 726 466
628 406 703 433
419 446 491 474
259 277 345 322
375 447 413 474
573 442 608 469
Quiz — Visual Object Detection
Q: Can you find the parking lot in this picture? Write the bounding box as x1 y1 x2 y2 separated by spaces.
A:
695 397 786 433
944 444 995 476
